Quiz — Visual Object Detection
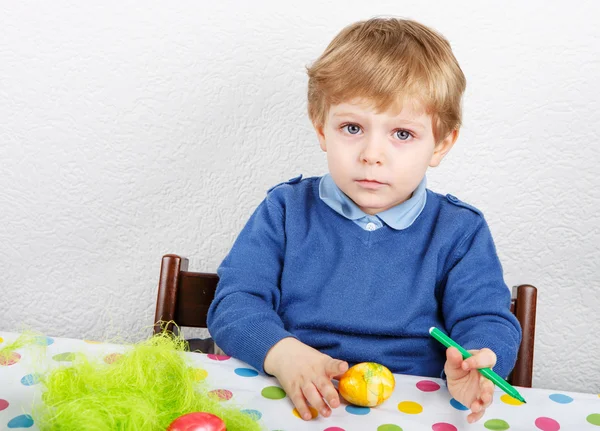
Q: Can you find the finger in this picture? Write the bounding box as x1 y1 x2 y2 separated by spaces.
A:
326 359 348 379
316 376 341 409
289 387 313 421
479 376 495 408
302 382 329 418
467 408 485 423
470 398 485 413
463 348 497 371
444 347 467 379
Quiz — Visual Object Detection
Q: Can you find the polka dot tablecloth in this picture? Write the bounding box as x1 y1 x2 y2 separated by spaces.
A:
1 332 600 430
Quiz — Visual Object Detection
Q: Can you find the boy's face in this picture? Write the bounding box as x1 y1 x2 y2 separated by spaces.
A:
316 99 457 215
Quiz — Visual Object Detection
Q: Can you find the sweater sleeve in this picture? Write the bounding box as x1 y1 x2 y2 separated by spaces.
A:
207 195 294 373
441 217 522 379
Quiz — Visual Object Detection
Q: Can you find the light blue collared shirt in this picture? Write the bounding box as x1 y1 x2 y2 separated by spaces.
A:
318 174 427 231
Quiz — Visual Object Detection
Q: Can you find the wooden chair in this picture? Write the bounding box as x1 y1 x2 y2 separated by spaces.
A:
153 254 219 353
509 284 538 387
154 254 537 387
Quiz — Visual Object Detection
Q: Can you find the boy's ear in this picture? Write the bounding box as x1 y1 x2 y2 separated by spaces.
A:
429 129 459 167
315 123 327 152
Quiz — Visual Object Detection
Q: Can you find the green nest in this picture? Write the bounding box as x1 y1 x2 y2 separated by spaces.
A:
31 330 263 431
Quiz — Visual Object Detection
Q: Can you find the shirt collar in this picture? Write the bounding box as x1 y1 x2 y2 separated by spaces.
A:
318 174 427 230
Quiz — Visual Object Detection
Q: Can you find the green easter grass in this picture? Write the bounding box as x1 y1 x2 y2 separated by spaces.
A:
30 329 263 431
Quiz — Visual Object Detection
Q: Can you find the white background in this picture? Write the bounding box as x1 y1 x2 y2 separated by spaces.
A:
1 1 599 393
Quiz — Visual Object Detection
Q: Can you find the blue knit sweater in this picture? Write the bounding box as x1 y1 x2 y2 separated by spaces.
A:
207 176 521 378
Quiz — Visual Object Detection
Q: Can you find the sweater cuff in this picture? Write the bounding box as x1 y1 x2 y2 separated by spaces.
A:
233 318 296 374
462 336 516 379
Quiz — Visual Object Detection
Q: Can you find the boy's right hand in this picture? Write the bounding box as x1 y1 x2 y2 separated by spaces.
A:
264 337 348 420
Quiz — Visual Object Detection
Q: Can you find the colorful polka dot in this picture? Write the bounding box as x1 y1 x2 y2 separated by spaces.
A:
52 352 77 362
34 336 53 346
83 339 102 344
0 351 21 366
549 393 573 404
587 414 600 426
398 401 423 414
535 417 560 431
209 389 233 401
207 354 231 361
0 399 9 411
21 373 41 386
450 398 469 411
432 423 457 431
325 427 347 431
0 336 3 343
261 386 286 400
345 405 371 415
7 414 34 428
292 406 318 419
234 367 259 377
104 353 122 364
416 380 441 392
190 368 208 382
377 425 403 431
501 393 524 405
241 409 262 420
483 419 510 430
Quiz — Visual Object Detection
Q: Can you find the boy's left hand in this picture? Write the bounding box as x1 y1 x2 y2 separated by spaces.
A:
445 347 497 423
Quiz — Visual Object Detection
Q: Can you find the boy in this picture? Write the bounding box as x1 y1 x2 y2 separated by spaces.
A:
207 17 521 424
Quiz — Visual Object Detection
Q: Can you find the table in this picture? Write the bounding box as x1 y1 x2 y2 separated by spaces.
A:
1 331 599 430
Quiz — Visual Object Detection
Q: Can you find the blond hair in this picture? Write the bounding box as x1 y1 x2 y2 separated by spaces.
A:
307 18 466 143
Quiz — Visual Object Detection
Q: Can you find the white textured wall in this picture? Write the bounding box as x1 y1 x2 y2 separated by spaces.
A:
1 1 599 393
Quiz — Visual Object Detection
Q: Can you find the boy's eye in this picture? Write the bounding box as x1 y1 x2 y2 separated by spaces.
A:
342 124 362 135
395 130 412 140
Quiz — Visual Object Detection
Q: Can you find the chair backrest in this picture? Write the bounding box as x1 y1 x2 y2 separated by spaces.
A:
154 254 218 334
154 254 537 387
509 284 538 388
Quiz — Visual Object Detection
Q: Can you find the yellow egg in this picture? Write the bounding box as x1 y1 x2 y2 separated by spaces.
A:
338 362 395 407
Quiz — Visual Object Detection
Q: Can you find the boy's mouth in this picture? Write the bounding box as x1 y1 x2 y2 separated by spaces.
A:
356 179 386 190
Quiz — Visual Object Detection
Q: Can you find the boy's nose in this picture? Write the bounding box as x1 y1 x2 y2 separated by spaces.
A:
360 138 384 165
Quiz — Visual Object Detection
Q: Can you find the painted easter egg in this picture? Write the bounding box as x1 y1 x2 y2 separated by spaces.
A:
167 412 226 431
338 362 395 407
